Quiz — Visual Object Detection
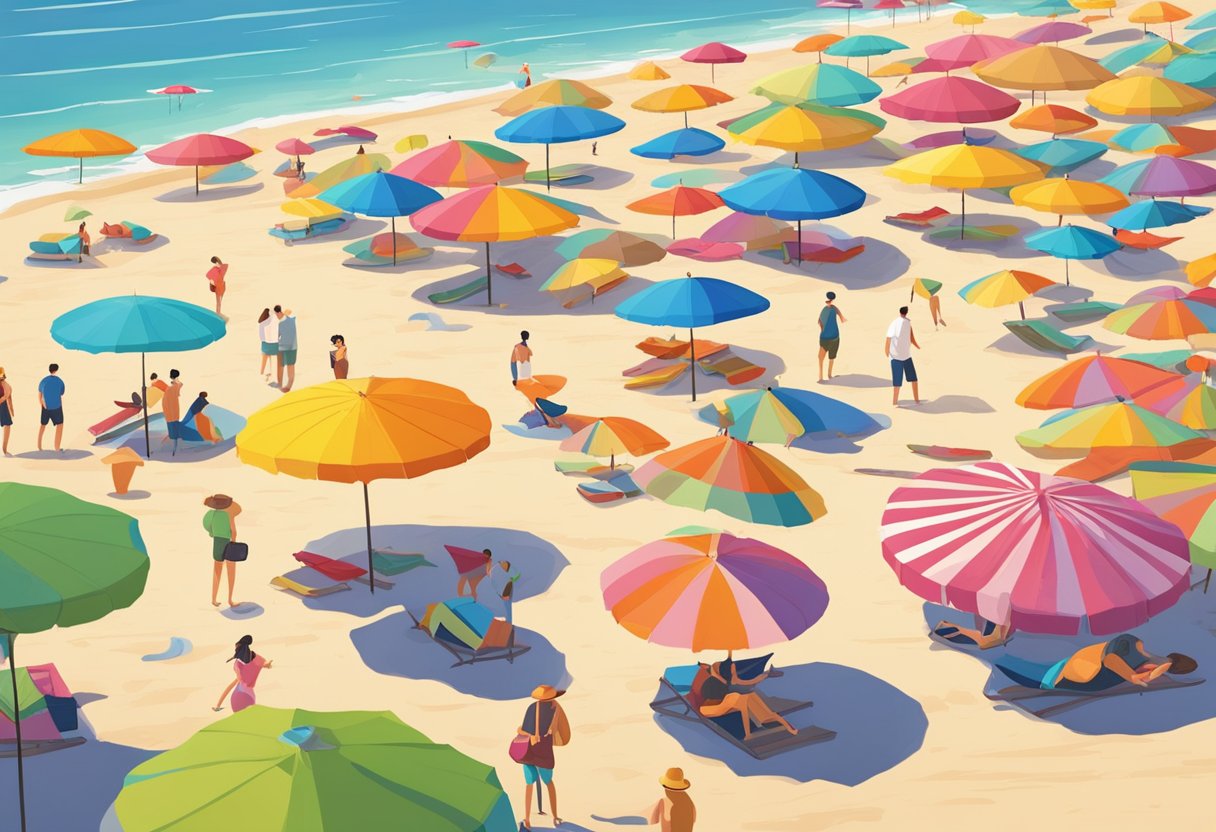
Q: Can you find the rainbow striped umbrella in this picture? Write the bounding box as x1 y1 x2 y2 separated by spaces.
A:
958 269 1055 319
1016 354 1178 409
601 528 829 651
1103 296 1216 340
559 417 669 469
635 434 826 527
1134 374 1216 429
1016 401 1204 452
1130 462 1216 580
390 140 527 187
880 462 1191 634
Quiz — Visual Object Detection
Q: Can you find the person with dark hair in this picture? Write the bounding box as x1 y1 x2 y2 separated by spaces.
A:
330 335 348 379
817 291 846 382
78 221 90 261
884 305 920 406
213 635 273 712
511 330 532 387
456 549 494 601
258 308 278 380
37 363 65 452
996 633 1198 692
207 256 229 316
0 366 14 456
161 369 183 448
275 306 298 392
696 659 797 740
499 559 520 625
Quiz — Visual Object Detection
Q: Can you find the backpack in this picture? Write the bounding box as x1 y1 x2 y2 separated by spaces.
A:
202 509 230 539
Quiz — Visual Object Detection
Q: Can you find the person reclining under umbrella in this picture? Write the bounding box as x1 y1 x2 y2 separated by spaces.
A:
996 633 1197 693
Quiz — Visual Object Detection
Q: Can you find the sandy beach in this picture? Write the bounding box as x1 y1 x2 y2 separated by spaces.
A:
2 5 1215 830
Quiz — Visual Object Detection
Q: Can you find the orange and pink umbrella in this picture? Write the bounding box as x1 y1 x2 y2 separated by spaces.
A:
1016 354 1178 409
627 185 724 237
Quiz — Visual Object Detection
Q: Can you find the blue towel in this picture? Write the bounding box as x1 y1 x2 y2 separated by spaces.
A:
664 665 700 694
449 597 494 638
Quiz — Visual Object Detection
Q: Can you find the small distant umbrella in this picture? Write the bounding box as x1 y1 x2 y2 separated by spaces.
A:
725 102 884 163
1009 103 1097 136
626 185 724 238
872 57 931 78
447 39 481 68
818 0 863 34
1014 138 1107 174
315 125 378 141
494 105 625 190
825 34 908 75
1016 354 1178 409
632 84 733 129
147 84 210 113
1130 1 1193 38
880 76 1021 124
1106 123 1216 157
958 269 1056 319
559 417 668 469
1166 53 1216 88
555 229 667 267
974 45 1115 100
752 63 881 107
954 10 986 30
1016 21 1091 44
1100 156 1216 197
1104 296 1216 340
63 205 91 222
145 133 254 194
631 128 725 160
1086 76 1214 118
1110 199 1211 231
22 129 136 184
681 42 747 83
494 79 613 117
924 34 1027 66
319 171 441 265
472 52 497 69
274 137 315 168
1017 400 1204 452
1010 177 1129 224
629 61 671 81
794 33 845 60
911 277 943 302
1070 0 1117 12
705 386 879 444
390 140 527 187
876 0 906 27
1025 224 1119 285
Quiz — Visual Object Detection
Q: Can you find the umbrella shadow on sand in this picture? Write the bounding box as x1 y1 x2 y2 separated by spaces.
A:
747 238 910 288
154 183 263 203
790 413 890 455
1094 249 1184 282
24 257 107 270
651 661 927 784
922 593 1216 735
628 346 787 399
1085 28 1147 46
414 269 658 316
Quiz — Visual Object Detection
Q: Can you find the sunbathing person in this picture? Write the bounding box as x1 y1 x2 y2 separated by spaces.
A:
933 616 1011 650
698 659 797 740
996 633 1198 692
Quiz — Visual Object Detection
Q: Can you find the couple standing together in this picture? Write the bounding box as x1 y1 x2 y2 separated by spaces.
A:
256 306 299 392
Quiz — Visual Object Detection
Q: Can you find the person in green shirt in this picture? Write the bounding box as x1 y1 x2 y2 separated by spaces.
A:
817 292 846 382
499 560 520 625
203 494 242 608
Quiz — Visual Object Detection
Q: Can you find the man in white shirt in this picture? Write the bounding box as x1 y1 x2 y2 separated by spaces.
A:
885 306 920 406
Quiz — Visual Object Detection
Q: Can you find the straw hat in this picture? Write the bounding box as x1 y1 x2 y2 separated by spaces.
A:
530 685 565 701
204 494 233 509
659 768 690 790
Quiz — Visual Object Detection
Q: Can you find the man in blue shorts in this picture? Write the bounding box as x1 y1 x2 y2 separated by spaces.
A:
817 291 846 382
37 363 66 451
884 306 920 406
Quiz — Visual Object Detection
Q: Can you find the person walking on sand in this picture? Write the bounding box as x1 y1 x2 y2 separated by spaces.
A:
928 292 946 329
207 256 229 317
515 685 570 830
36 363 65 452
257 308 278 380
275 306 298 392
511 330 533 387
161 368 183 448
203 493 243 608
885 306 921 406
649 768 696 832
330 334 349 379
0 367 13 456
817 291 846 382
213 635 273 712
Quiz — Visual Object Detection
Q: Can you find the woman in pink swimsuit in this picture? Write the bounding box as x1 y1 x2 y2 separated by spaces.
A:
212 635 273 712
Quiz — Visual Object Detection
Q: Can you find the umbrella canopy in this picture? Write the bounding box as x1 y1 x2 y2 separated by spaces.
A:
681 42 747 82
912 277 944 299
795 33 845 55
1166 53 1216 87
1086 76 1214 117
825 34 907 57
629 61 671 80
147 84 210 112
1016 21 1091 43
1130 1 1193 37
1101 35 1195 74
626 185 724 237
290 151 392 198
1186 252 1216 287
1009 103 1097 135
880 462 1190 634
1131 462 1216 573
114 707 515 832
494 105 625 190
705 386 879 443
725 102 884 157
1022 0 1081 15
1017 354 1178 409
924 34 1027 66
315 125 377 141
1187 9 1216 27
318 171 442 265
411 185 578 304
236 378 490 591
635 435 826 526
559 417 669 468
703 213 793 248
600 529 829 651
719 167 866 221
958 269 1056 319
555 229 667 266
390 140 527 187
494 79 612 117
974 45 1115 92
1017 401 1204 451
274 138 315 158
145 133 255 194
1010 177 1129 217
751 63 881 106
1025 224 1119 284
631 128 725 160
1105 123 1216 157
539 258 626 292
22 129 136 184
1014 138 1107 174
1135 374 1216 429
954 10 986 27
1104 297 1216 340
1100 156 1216 197
880 76 1021 123
1110 199 1211 230
632 84 733 117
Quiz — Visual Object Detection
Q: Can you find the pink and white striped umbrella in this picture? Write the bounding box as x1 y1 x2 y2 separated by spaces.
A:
880 462 1190 635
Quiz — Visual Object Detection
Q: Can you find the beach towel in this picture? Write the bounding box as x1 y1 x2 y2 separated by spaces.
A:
445 544 490 577
424 598 495 649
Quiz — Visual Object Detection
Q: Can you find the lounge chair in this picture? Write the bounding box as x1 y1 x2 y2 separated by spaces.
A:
985 676 1204 719
561 275 629 308
779 241 865 264
625 361 689 390
429 276 488 305
100 221 157 244
554 456 635 478
270 575 350 598
1004 320 1094 354
637 337 727 360
524 164 592 184
294 550 394 590
667 238 744 262
494 262 531 278
884 206 950 228
1114 229 1182 250
27 233 81 262
269 216 350 243
1047 301 1121 323
697 350 766 386
650 665 835 760
89 406 141 438
407 601 531 668
577 471 644 504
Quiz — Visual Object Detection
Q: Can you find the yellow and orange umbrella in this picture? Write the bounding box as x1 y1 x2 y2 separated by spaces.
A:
290 152 392 198
629 61 671 81
794 33 845 61
1015 354 1178 409
725 103 883 157
632 84 733 128
958 269 1057 319
1186 252 1216 287
1086 76 1214 118
493 78 612 116
1017 400 1204 454
539 258 627 293
974 45 1114 95
281 198 342 218
1009 103 1098 135
1010 177 1129 220
1130 463 1216 577
627 185 725 237
1129 1 1192 37
954 10 986 29
559 416 669 469
23 128 136 183
1104 296 1216 341
1136 374 1216 430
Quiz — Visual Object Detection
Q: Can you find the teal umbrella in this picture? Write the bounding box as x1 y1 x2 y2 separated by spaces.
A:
1185 9 1216 29
51 296 226 457
1165 53 1216 88
1014 138 1107 175
1 483 149 832
1100 35 1174 74
1025 224 1119 286
1184 29 1216 50
824 34 907 75
319 171 441 265
751 63 882 106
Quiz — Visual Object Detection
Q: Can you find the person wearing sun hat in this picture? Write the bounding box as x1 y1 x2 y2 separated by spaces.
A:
649 768 696 831
515 684 571 830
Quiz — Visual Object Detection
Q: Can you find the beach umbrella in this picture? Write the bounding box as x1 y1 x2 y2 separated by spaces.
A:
1070 0 1116 12
114 706 514 831
1110 199 1211 231
958 269 1056 319
447 39 481 69
704 386 879 444
1017 400 1204 452
315 125 377 141
1104 296 1216 340
1021 0 1079 15
147 84 210 112
635 435 826 526
1025 224 1119 285
1105 123 1216 157
1016 21 1091 43
539 258 627 295
880 76 1021 124
1186 29 1216 49
291 151 392 197
819 0 863 33
924 34 1027 66
1130 1 1193 37
911 278 943 302
614 274 769 401
875 0 906 26
600 529 829 651
50 296 225 457
631 84 733 129
494 105 625 191
1131 462 1216 587
494 79 613 117
555 229 666 266
974 45 1115 97
725 102 884 161
22 129 135 184
1086 76 1214 117
145 133 254 194
1100 156 1216 197
1187 252 1216 287
885 145 1043 237
1014 138 1107 174
880 462 1190 634
1187 9 1216 27
824 34 907 75
752 63 881 106
1016 354 1178 409
871 57 936 78
319 171 441 265
1135 374 1216 429
629 61 671 81
631 128 725 160
236 378 490 593
626 185 724 238
681 42 747 83
274 137 315 167
794 33 845 59
703 212 794 250
1 484 148 832
719 167 866 262
1010 177 1129 223
1009 103 1097 135
411 185 578 304
954 10 986 30
1100 34 1194 74
389 140 527 187
1165 53 1216 91
559 417 668 469
63 205 91 222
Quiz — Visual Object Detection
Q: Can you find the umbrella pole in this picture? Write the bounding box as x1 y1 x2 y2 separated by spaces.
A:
78 158 83 185
363 482 375 595
142 352 151 458
1019 301 1026 321
8 632 27 832
1065 259 1070 287
797 219 803 265
195 165 200 195
546 144 551 192
672 213 676 239
689 327 698 402
684 112 688 130
392 216 398 266
485 242 493 305
960 190 966 240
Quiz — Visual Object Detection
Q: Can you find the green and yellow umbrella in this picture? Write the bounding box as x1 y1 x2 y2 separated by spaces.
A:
1016 400 1204 454
1134 373 1216 429
540 257 627 292
911 277 943 300
726 102 884 161
1130 462 1216 584
958 269 1056 319
494 78 612 116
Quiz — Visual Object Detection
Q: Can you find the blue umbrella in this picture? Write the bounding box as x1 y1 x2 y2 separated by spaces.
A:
823 35 907 75
319 170 441 265
696 385 879 441
1165 53 1216 88
631 128 725 160
719 167 865 263
1014 138 1107 175
1185 29 1216 50
1100 35 1172 74
1019 0 1075 16
51 296 226 456
1108 199 1212 231
494 105 625 190
1025 224 1120 286
614 274 769 400
1186 9 1216 29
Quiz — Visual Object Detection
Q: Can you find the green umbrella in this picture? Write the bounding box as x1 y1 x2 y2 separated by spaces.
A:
0 483 149 832
114 706 517 831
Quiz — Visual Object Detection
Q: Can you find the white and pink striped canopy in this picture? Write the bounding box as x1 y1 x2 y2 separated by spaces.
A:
880 462 1190 635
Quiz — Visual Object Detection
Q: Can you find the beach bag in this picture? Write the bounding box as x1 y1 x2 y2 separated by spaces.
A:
511 702 555 767
508 735 532 763
223 541 249 562
202 509 230 538
551 704 571 747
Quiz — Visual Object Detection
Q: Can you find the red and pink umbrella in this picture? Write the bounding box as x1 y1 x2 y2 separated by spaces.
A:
145 133 254 194
275 137 315 165
874 0 906 27
447 39 481 69
880 462 1191 635
1015 21 1091 45
681 41 747 83
924 34 1026 67
147 84 210 113
818 0 863 33
667 238 744 261
880 76 1021 124
315 125 378 141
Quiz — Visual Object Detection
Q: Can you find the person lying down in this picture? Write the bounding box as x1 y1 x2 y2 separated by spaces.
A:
995 633 1198 693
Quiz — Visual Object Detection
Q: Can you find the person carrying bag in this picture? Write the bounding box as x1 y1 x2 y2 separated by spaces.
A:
203 494 245 608
510 685 569 829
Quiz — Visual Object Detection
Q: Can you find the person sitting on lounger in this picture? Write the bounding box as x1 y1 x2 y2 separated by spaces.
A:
697 659 798 740
933 616 1011 650
996 633 1198 692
